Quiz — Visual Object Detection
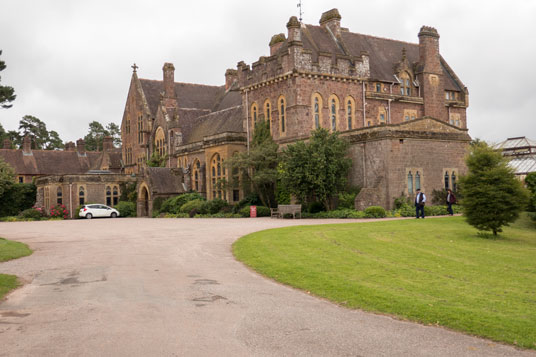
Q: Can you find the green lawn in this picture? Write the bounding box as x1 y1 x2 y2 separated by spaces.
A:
0 238 33 299
233 215 536 349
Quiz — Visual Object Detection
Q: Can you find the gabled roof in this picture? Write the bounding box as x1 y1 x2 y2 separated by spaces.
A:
185 106 244 144
494 136 536 151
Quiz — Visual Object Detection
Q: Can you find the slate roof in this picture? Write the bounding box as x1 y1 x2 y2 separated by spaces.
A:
0 149 103 176
145 167 184 195
279 24 463 91
507 154 536 175
185 106 244 144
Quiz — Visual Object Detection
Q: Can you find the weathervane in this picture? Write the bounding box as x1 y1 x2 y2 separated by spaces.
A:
131 63 138 73
297 0 303 22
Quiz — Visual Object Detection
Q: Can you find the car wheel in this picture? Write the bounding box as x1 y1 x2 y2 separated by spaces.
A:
111 212 117 218
86 213 93 219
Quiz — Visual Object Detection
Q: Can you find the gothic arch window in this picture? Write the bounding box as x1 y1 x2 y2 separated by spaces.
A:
415 171 421 191
451 172 457 191
311 93 323 129
126 118 131 134
399 72 412 96
251 103 258 129
345 96 355 130
137 115 143 144
445 171 450 190
155 127 165 156
79 186 85 206
329 95 339 132
211 153 225 200
192 159 201 192
113 186 119 206
56 187 62 205
278 96 286 135
264 99 272 132
407 171 413 194
106 186 112 206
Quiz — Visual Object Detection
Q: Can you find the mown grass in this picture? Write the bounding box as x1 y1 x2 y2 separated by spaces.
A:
0 238 33 299
233 215 536 349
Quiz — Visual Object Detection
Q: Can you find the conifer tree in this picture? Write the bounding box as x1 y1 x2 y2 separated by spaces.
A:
459 143 529 235
0 50 16 109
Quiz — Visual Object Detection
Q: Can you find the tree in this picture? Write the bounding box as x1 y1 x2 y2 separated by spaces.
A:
459 143 530 235
17 115 63 150
0 50 16 109
279 128 352 210
45 130 64 150
147 151 166 167
0 157 15 197
525 172 536 212
226 120 279 208
84 121 121 151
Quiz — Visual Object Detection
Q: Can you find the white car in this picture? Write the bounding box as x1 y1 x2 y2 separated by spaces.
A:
79 204 120 219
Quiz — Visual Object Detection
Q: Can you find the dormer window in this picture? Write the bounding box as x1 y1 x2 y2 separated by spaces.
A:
399 72 411 96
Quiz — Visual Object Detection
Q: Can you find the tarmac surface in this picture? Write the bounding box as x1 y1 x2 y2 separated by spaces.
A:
0 217 534 357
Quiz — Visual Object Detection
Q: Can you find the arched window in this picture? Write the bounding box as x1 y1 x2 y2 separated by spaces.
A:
192 160 201 192
79 186 85 206
155 127 165 156
444 171 450 189
264 100 271 132
451 172 457 191
346 97 355 130
251 103 258 129
399 72 412 96
113 186 119 206
137 115 143 144
415 171 421 191
312 93 322 129
408 171 413 194
278 96 286 135
378 107 387 125
106 186 112 206
57 187 62 205
329 95 339 132
211 153 225 200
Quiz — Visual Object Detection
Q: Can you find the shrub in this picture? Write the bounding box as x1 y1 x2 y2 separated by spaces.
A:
116 201 136 217
0 183 36 217
18 208 43 220
203 198 229 214
364 206 386 218
308 201 325 213
302 209 366 219
239 205 271 217
394 195 411 209
179 199 206 214
161 192 205 214
50 204 69 219
233 193 263 213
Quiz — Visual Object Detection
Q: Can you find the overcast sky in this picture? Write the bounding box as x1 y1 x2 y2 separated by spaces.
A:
1 0 535 145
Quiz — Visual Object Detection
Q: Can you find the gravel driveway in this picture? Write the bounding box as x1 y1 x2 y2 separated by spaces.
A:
0 218 533 356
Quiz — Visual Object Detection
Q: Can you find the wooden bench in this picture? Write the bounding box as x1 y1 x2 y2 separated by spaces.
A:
270 204 302 219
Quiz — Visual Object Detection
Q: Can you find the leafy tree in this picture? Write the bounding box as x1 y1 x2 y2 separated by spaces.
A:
525 172 536 212
84 121 121 151
226 120 279 208
0 50 16 109
0 157 15 197
45 130 64 150
459 143 530 235
279 128 352 210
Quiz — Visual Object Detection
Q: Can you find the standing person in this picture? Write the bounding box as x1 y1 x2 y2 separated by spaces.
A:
446 189 456 216
415 188 426 219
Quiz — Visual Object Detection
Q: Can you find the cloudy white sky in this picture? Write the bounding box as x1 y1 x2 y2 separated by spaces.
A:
1 0 535 144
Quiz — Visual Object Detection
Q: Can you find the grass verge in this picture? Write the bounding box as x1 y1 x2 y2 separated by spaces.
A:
0 238 33 299
233 215 536 349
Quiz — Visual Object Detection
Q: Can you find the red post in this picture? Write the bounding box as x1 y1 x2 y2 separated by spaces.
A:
250 205 257 218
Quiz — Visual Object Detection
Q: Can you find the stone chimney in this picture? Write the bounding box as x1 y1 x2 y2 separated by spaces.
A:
320 8 341 37
22 136 32 155
76 138 86 155
163 63 175 98
65 141 76 151
3 138 11 149
286 16 301 42
103 136 114 151
269 33 286 56
225 69 237 91
418 26 441 75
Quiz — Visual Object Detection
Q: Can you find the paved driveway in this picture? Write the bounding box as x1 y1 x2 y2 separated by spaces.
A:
0 218 533 356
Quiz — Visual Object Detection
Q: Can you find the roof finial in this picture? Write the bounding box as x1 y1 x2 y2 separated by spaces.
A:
131 63 138 73
297 0 303 22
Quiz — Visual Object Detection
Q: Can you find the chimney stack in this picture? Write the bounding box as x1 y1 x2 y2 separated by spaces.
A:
225 69 238 91
65 141 76 151
76 138 86 156
418 26 441 74
22 136 32 155
269 33 286 56
103 136 114 151
3 138 11 149
319 9 341 37
163 63 175 98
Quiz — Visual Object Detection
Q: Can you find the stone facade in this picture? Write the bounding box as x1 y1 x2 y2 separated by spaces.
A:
120 8 471 210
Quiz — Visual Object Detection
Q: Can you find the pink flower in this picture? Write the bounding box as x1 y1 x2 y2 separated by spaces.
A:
63 210 67 213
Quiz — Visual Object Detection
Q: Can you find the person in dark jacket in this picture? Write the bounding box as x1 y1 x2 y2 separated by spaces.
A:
446 189 456 216
415 188 426 219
